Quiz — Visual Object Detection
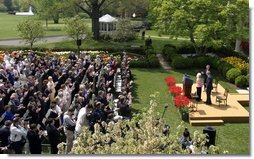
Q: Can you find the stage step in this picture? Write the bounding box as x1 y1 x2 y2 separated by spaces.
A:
190 119 224 126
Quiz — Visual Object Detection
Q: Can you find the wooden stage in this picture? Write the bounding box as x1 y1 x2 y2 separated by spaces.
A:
176 83 249 126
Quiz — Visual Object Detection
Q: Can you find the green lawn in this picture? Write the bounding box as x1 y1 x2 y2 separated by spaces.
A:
131 68 249 154
0 12 92 39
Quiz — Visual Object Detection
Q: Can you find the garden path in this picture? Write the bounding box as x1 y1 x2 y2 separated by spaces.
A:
0 35 71 46
156 53 171 70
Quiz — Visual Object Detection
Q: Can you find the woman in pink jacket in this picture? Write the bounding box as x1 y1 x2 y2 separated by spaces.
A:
196 72 203 101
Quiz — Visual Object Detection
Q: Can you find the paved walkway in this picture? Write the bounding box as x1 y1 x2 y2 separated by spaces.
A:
0 35 72 46
156 53 171 70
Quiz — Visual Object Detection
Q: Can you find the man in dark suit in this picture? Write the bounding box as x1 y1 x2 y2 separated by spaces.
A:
46 118 61 154
202 64 210 91
0 120 12 147
27 123 42 154
205 71 213 105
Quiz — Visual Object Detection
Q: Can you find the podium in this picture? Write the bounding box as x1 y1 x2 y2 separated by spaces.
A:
183 74 193 98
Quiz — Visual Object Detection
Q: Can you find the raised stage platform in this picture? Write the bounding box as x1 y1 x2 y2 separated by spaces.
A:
176 83 249 126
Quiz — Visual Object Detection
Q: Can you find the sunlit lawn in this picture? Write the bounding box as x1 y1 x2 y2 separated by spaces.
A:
0 12 92 39
131 68 249 154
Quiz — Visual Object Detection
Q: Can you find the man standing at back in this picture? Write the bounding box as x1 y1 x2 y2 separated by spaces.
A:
0 120 12 147
205 71 213 105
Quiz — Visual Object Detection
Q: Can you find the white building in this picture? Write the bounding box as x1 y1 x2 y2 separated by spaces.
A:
99 14 118 32
16 6 34 16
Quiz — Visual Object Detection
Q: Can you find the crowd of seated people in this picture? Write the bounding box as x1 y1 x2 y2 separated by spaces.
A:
0 51 133 154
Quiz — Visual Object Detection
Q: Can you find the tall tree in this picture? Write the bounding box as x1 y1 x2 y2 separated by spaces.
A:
17 19 45 49
34 0 62 24
112 0 149 18
64 15 90 54
220 0 249 52
4 0 13 11
151 0 227 54
74 0 114 40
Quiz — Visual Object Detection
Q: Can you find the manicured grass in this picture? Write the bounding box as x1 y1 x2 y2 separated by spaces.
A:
0 12 92 39
131 68 249 154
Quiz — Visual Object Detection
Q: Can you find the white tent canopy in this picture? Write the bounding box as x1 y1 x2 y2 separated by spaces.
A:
99 14 118 23
99 14 118 32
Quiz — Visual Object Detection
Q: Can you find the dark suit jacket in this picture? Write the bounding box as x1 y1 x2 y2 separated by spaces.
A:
27 130 42 154
0 127 10 147
206 75 213 91
46 124 60 146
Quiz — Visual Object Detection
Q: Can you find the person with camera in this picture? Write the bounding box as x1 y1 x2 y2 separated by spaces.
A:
179 127 192 150
9 117 27 154
63 107 76 153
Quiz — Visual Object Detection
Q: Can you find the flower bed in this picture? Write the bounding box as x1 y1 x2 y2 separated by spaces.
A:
222 56 249 75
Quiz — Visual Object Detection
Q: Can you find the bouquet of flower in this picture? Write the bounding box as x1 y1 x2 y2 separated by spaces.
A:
164 76 176 86
169 85 182 96
174 95 190 113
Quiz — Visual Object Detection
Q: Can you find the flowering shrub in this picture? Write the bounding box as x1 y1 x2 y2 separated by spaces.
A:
222 56 249 75
169 85 182 96
174 95 190 113
59 93 224 154
164 76 176 86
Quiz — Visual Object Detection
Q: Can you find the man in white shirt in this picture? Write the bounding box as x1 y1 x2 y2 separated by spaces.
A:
75 104 93 137
9 117 27 154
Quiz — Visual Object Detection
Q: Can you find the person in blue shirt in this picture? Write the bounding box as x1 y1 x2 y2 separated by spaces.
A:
0 105 14 124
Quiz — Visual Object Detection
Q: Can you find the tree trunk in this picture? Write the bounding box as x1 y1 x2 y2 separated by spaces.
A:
46 17 48 28
189 30 200 54
234 17 243 52
30 42 33 50
234 39 241 52
91 6 100 41
53 14 59 24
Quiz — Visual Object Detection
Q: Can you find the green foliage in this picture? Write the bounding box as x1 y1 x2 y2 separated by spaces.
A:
151 0 228 54
235 75 248 88
226 68 241 83
130 55 160 68
246 74 249 86
172 57 193 69
17 18 45 49
217 60 234 77
162 45 178 62
112 18 137 42
176 43 196 54
219 0 249 48
222 56 249 75
192 56 210 68
34 0 64 24
64 15 90 41
4 0 13 11
0 3 7 12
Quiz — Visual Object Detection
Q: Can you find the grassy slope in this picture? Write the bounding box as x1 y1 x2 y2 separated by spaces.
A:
131 68 249 154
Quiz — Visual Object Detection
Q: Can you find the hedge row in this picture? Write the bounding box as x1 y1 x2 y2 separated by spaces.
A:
162 44 249 87
129 54 160 68
169 42 249 60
